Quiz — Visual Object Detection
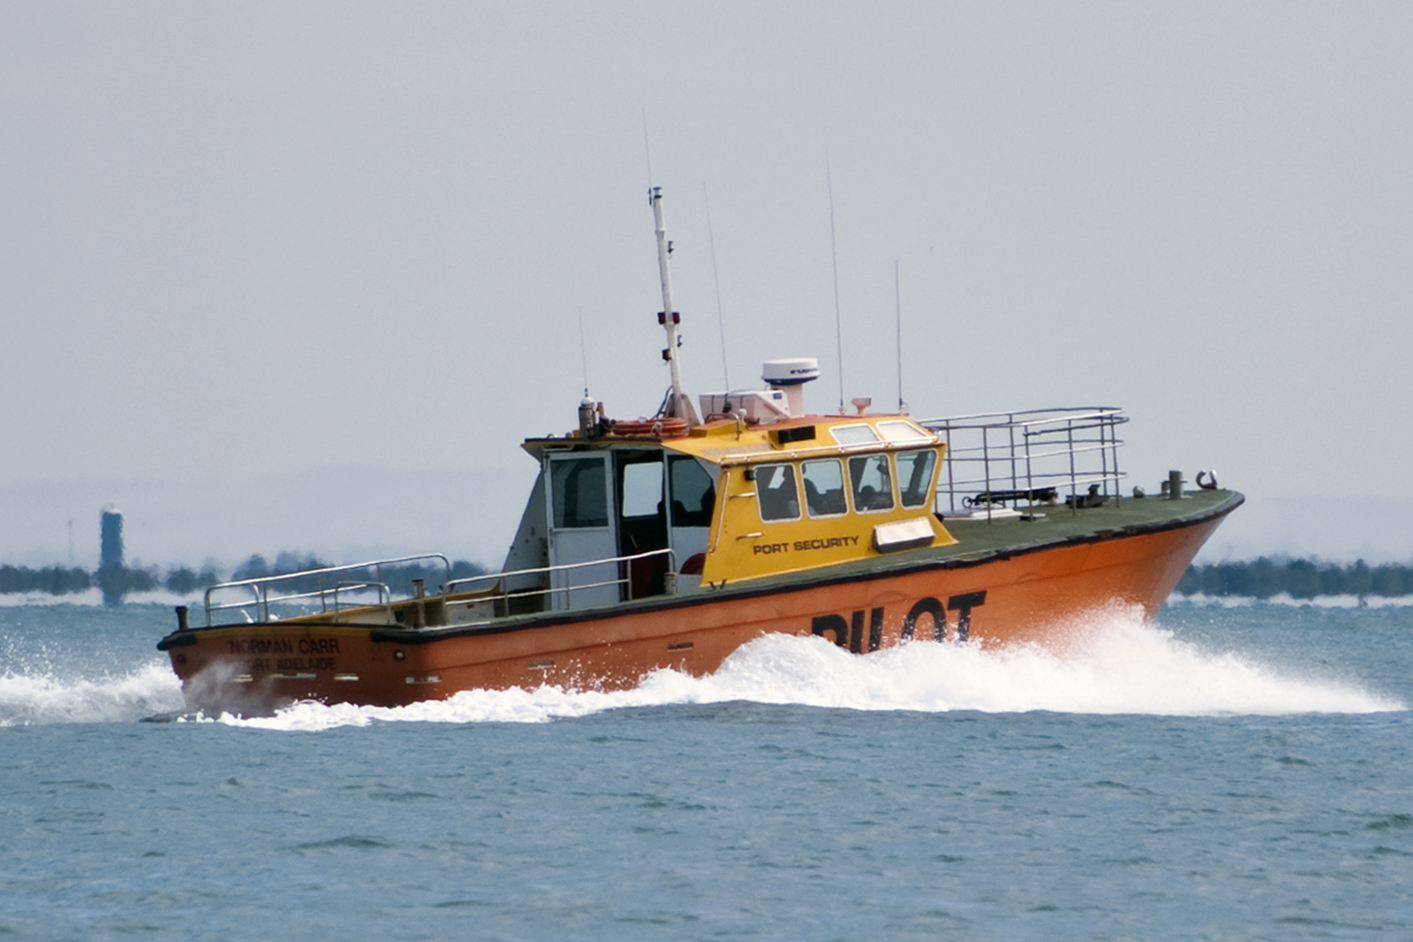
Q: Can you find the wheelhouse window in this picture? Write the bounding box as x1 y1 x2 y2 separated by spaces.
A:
801 459 847 518
668 455 716 527
830 424 880 447
878 420 933 444
755 464 801 521
848 454 894 513
551 457 609 528
619 460 664 519
895 448 938 509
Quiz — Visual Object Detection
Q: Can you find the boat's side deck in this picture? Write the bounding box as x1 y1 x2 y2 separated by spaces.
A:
935 488 1241 564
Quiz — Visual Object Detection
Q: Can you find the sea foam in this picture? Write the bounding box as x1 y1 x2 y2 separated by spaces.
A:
0 661 184 726
217 607 1403 732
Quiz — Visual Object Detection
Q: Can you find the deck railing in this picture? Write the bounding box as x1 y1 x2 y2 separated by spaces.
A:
202 549 680 627
203 554 453 626
445 548 678 615
917 407 1128 518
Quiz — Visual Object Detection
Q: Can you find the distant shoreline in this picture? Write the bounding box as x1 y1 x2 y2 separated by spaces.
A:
1177 557 1413 601
0 552 490 603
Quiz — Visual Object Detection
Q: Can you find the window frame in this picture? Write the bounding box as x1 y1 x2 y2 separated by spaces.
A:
895 447 939 509
754 462 803 522
846 453 896 515
800 457 849 519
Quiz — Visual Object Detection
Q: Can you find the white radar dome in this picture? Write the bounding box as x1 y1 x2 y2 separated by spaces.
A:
762 358 820 387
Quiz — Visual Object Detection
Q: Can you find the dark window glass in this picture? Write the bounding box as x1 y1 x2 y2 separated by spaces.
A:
896 449 938 509
668 456 716 527
551 458 609 528
848 454 894 513
801 459 847 517
755 464 801 521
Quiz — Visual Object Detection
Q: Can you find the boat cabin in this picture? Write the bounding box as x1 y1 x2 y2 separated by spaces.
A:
499 410 956 613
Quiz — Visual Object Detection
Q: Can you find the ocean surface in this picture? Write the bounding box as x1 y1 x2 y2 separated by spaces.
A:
3 596 1412 940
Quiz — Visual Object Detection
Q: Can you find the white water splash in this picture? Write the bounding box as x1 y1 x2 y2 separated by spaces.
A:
0 661 184 726
217 610 1403 731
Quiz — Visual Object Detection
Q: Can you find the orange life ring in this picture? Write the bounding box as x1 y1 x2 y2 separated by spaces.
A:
611 417 689 439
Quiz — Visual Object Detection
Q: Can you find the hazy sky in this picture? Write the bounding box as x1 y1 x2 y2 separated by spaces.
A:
2 2 1410 567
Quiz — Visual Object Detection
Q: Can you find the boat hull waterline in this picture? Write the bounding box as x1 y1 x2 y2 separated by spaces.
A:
159 492 1239 715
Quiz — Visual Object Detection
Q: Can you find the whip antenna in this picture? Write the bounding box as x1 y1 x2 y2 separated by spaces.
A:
578 305 590 398
703 182 731 389
827 148 844 414
895 261 907 414
641 109 654 187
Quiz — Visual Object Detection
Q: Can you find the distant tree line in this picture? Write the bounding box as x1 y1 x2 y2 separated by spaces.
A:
1177 557 1413 600
0 564 93 596
0 554 488 602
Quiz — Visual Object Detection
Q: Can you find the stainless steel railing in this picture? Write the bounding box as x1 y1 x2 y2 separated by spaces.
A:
918 407 1128 518
444 548 678 617
203 554 452 626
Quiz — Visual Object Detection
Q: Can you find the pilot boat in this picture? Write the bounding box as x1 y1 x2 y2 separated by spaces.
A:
157 188 1242 715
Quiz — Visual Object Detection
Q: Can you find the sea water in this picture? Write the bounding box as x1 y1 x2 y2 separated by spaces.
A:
2 597 1411 940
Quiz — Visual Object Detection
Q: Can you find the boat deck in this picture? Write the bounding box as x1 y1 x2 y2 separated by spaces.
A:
938 488 1240 563
720 486 1244 595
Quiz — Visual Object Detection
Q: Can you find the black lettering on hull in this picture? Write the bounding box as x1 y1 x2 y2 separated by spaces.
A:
947 592 987 642
819 592 988 647
811 614 849 647
227 638 295 656
902 597 946 641
849 610 865 653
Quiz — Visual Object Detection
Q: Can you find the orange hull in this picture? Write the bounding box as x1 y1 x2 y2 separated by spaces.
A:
161 506 1231 714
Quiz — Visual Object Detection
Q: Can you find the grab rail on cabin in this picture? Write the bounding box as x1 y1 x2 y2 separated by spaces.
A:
203 554 453 626
917 407 1128 519
444 548 678 617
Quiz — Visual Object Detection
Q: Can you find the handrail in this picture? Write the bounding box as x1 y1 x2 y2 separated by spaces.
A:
445 547 678 616
203 553 451 626
918 407 1128 518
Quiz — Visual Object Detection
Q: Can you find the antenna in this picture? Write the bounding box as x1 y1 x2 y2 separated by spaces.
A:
826 148 844 414
641 109 654 187
893 264 904 415
703 182 731 389
577 304 590 398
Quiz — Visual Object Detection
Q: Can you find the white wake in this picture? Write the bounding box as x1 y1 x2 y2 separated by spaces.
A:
0 661 184 726
216 609 1403 731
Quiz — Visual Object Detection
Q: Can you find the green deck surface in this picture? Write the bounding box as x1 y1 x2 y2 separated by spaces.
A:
936 488 1243 562
741 487 1246 590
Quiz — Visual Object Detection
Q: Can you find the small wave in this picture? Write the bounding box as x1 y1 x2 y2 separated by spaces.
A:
0 662 185 726
213 609 1403 731
0 588 106 608
1173 592 1413 609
